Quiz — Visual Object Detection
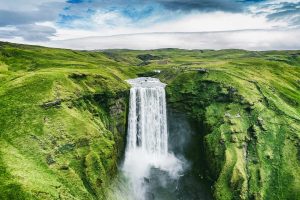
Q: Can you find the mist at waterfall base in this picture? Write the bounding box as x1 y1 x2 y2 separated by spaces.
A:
111 77 212 200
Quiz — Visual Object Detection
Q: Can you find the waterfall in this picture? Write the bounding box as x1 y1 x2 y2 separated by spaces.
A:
122 77 183 200
126 77 168 155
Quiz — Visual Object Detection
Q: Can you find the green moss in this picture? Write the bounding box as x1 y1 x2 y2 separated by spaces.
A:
160 59 300 199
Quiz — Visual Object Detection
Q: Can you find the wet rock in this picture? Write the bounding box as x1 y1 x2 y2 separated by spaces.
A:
145 192 155 200
109 99 124 116
144 177 150 183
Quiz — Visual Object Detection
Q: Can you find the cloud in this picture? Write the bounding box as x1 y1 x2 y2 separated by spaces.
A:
58 0 266 30
0 1 63 41
250 1 300 27
51 11 286 39
0 24 56 41
266 2 300 27
47 29 300 50
0 2 64 26
0 0 299 49
157 0 244 12
65 0 262 13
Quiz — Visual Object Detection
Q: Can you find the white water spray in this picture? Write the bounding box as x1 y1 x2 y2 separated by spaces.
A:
122 77 183 200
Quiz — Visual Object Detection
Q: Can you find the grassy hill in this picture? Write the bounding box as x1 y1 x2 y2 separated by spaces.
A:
0 42 299 200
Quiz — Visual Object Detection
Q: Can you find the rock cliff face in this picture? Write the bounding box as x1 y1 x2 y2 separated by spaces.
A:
0 72 129 200
160 68 300 200
0 42 132 199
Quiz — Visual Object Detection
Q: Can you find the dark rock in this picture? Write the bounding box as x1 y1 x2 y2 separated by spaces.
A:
228 86 238 94
219 139 225 145
46 154 55 165
257 117 267 131
266 153 273 160
145 192 155 200
144 177 150 183
59 165 69 170
76 138 90 147
252 159 259 164
96 178 103 187
69 73 87 79
42 99 61 109
195 68 209 73
137 54 161 61
58 143 75 153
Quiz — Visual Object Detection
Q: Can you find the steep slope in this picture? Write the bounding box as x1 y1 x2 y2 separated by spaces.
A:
0 42 138 199
0 42 299 200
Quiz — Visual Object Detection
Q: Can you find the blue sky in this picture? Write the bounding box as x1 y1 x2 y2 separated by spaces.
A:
0 0 299 49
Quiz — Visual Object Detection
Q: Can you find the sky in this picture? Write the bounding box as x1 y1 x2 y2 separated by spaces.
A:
0 0 299 50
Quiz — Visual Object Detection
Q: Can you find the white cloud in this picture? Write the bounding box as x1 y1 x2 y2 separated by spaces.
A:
42 11 289 40
148 11 287 32
0 0 65 11
46 29 300 50
0 0 299 50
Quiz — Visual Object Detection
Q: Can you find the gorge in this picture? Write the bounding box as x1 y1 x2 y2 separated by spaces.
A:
0 42 299 200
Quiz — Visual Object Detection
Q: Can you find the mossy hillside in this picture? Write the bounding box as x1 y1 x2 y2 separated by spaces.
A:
0 43 138 199
158 65 300 199
0 42 300 200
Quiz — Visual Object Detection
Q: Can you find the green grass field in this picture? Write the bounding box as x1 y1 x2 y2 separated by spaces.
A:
0 41 299 199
